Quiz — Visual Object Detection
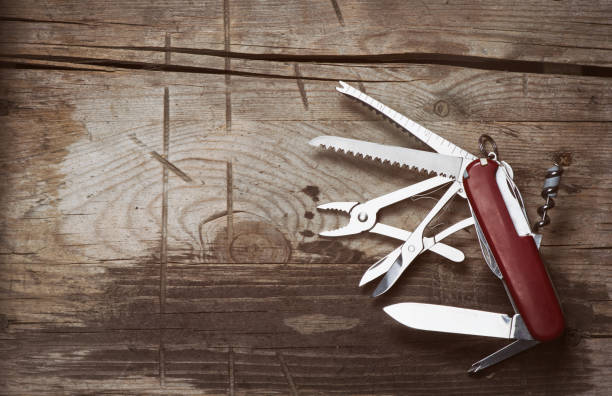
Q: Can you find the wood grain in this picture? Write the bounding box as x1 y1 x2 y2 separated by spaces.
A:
1 1 612 67
1 1 611 395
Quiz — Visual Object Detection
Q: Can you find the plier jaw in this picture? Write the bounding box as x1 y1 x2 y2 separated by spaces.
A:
316 201 358 214
316 201 376 237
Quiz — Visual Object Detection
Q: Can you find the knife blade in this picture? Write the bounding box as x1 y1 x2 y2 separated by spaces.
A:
309 135 464 179
383 303 534 340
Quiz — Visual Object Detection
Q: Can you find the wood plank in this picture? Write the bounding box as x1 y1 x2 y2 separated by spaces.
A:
0 253 609 394
1 1 612 67
1 63 611 394
229 0 612 67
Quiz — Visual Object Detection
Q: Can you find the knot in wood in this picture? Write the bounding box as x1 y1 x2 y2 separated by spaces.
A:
228 213 291 264
434 100 450 117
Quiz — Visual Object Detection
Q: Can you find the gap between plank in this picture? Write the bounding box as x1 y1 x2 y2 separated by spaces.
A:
224 0 232 131
277 351 298 396
226 161 233 262
224 1 234 263
228 346 235 396
159 340 166 387
5 49 612 78
165 33 171 64
159 86 169 388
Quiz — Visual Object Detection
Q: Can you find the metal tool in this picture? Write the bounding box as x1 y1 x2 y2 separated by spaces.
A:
308 81 566 372
383 303 539 374
533 164 563 231
316 174 472 263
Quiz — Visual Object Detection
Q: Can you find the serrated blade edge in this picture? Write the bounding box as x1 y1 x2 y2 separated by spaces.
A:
309 136 463 178
336 81 477 161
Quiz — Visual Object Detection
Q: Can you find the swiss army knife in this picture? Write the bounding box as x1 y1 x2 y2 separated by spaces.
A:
309 81 565 373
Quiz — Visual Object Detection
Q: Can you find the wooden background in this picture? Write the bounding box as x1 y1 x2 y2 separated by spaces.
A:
0 1 611 395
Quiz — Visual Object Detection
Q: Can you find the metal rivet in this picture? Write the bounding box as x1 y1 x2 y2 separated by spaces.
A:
358 212 368 222
408 245 415 252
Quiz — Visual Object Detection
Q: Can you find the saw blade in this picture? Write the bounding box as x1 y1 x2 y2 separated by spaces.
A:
336 81 477 161
309 136 463 178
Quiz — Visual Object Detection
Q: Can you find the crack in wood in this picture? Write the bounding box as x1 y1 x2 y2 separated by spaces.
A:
149 151 194 183
294 63 309 110
0 56 115 72
2 50 611 78
159 339 166 387
128 134 194 183
228 346 235 396
224 0 232 131
226 161 234 263
329 0 345 26
0 16 150 27
159 86 169 388
0 16 89 26
277 351 298 396
165 33 171 65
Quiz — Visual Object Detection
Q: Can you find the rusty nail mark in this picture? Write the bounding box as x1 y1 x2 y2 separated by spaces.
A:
299 230 315 237
553 152 573 167
301 185 319 202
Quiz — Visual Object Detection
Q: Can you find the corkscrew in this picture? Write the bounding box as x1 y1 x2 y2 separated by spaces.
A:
533 164 563 231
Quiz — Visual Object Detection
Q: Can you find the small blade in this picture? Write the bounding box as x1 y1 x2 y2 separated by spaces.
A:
360 248 401 286
468 339 539 374
309 136 463 179
383 303 514 339
373 253 409 296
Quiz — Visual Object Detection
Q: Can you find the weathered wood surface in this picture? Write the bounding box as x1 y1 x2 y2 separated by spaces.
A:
0 1 611 395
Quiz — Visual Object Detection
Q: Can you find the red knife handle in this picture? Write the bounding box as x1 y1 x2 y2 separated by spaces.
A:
463 159 564 342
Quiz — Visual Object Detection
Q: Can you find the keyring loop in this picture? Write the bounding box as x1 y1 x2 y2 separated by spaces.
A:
479 134 499 160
